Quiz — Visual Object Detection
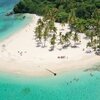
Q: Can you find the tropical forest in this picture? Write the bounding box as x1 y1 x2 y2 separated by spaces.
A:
13 0 100 51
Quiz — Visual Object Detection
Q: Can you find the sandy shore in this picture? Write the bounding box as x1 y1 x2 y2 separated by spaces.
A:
0 14 100 76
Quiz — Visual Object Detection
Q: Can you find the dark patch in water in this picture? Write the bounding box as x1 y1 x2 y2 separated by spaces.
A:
66 78 80 85
73 78 79 82
21 88 31 95
89 73 94 77
4 88 7 91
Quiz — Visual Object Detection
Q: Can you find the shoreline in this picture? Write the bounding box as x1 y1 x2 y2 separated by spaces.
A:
0 13 33 42
0 14 100 77
0 55 100 77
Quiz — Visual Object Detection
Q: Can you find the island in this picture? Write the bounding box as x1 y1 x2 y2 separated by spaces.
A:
0 0 100 76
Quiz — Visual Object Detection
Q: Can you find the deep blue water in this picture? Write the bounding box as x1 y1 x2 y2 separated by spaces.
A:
0 0 32 40
0 64 100 100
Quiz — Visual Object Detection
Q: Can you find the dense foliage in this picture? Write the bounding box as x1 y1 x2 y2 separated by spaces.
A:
14 0 100 21
14 0 100 51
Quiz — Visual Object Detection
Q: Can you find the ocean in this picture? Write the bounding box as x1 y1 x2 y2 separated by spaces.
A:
0 0 32 40
0 63 100 100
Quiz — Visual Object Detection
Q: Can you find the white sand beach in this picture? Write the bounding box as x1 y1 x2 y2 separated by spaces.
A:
0 14 100 76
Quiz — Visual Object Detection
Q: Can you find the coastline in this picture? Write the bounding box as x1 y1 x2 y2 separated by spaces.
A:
0 14 100 77
0 55 100 77
0 13 33 41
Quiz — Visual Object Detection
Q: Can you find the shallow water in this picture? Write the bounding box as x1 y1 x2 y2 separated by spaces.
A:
0 64 100 100
0 0 32 40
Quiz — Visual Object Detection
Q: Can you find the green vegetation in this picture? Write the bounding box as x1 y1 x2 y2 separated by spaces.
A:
14 0 100 52
14 0 100 20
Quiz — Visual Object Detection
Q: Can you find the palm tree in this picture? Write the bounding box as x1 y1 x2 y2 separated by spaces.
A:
93 39 98 51
64 32 71 45
43 25 49 47
35 18 44 41
83 17 99 50
94 9 100 49
68 9 76 23
67 8 81 48
58 32 64 46
43 9 57 47
86 31 94 43
37 18 44 26
43 8 58 22
68 11 80 47
50 34 56 50
35 25 43 42
61 21 65 30
48 20 55 32
35 8 58 48
72 32 79 47
75 19 86 33
53 26 57 33
85 19 97 49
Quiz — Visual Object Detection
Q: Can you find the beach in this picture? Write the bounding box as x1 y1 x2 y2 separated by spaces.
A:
0 14 100 76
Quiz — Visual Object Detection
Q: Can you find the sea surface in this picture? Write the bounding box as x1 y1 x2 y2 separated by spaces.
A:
0 0 32 40
0 63 100 100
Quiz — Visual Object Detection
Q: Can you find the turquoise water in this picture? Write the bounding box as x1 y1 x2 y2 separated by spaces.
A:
0 0 32 40
0 64 100 100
